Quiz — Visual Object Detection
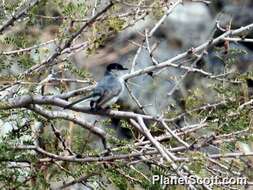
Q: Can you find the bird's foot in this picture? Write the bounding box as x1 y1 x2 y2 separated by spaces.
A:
103 147 112 156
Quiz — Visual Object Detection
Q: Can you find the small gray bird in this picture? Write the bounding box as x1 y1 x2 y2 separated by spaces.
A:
64 63 128 110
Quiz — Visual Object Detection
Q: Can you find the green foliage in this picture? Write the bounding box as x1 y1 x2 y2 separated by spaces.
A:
187 152 206 175
185 88 206 109
63 2 77 17
225 48 247 66
71 127 95 154
151 1 165 19
86 16 125 53
28 0 59 27
106 16 125 32
237 130 253 143
211 47 248 69
0 162 30 189
18 54 36 69
142 181 164 190
3 34 32 48
63 62 92 79
222 111 249 133
0 55 10 71
106 128 129 147
152 165 171 177
108 169 128 190
62 2 87 17
32 170 51 189
142 166 171 190
3 0 22 12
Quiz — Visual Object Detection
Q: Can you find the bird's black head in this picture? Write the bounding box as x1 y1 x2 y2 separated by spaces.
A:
106 63 128 72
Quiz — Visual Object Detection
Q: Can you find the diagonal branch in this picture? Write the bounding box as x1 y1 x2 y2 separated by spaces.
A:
134 116 198 190
28 104 106 140
23 1 114 74
123 23 253 80
129 0 182 73
0 0 41 34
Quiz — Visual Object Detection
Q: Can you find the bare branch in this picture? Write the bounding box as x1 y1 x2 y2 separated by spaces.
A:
129 0 182 73
23 1 114 74
123 23 253 80
0 94 156 120
28 104 106 140
0 0 41 33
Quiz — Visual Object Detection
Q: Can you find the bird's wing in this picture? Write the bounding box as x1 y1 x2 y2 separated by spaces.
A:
64 93 98 109
95 75 123 108
65 74 123 109
95 89 120 108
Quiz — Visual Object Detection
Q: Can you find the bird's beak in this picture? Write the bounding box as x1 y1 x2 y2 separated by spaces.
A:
122 67 128 70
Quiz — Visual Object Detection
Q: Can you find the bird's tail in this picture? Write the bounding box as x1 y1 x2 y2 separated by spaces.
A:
64 94 94 109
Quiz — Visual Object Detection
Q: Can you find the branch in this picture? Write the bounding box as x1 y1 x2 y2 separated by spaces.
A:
129 0 182 73
17 144 253 164
0 94 156 120
28 104 106 140
160 120 190 148
136 116 177 162
0 0 41 33
149 0 182 37
135 116 198 190
1 39 57 55
125 82 148 113
238 99 253 110
23 1 114 74
223 37 253 43
123 23 253 80
54 173 98 190
177 151 253 162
